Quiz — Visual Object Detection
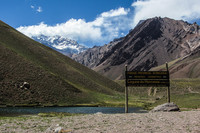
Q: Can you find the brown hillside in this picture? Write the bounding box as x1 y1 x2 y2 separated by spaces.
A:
170 46 200 78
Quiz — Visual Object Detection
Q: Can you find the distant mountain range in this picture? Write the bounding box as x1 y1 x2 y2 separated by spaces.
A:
72 17 200 80
32 35 88 56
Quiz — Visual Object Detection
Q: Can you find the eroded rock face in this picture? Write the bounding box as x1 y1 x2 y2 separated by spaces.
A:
73 17 200 80
71 37 124 69
150 102 180 112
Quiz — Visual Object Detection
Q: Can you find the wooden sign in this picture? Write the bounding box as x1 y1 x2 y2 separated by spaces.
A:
126 71 169 87
124 63 171 113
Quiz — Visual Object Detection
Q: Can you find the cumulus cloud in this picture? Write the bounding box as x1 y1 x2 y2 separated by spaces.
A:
17 19 102 41
101 7 129 17
132 0 200 26
17 7 131 46
19 1 200 47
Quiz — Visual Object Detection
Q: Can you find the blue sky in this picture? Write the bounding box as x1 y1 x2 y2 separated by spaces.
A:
0 0 133 28
1 0 200 47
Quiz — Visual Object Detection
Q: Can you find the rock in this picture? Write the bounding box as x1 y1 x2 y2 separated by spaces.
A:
54 126 62 133
20 82 30 89
56 124 59 127
23 82 30 89
150 102 180 112
95 112 103 115
52 126 72 133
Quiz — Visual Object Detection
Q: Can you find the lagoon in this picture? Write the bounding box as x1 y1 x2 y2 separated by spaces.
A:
0 107 147 116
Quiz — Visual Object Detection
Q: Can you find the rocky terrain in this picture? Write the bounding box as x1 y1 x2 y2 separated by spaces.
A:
167 45 200 78
71 37 124 69
0 111 199 133
152 45 200 78
73 17 200 80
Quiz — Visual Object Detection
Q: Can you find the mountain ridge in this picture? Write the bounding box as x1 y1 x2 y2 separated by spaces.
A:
72 17 200 80
72 37 124 69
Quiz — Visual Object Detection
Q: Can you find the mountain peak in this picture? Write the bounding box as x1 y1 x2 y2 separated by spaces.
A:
73 17 200 80
32 35 88 56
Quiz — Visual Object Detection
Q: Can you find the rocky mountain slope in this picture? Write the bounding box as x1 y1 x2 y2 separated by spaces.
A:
72 37 124 68
0 20 122 106
32 35 88 56
152 45 200 78
73 17 200 80
169 45 200 78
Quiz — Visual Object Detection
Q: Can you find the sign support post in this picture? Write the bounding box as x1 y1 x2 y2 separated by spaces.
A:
124 64 170 113
166 62 170 103
125 65 128 113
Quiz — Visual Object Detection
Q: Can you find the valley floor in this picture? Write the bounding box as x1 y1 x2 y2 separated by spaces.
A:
0 110 200 133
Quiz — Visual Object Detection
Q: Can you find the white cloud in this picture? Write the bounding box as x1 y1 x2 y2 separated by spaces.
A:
36 6 42 13
17 19 102 42
101 7 129 17
18 1 200 47
31 5 43 13
31 5 34 9
17 7 131 46
132 0 200 26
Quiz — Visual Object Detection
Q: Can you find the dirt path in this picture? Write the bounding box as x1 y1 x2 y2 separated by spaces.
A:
0 111 200 133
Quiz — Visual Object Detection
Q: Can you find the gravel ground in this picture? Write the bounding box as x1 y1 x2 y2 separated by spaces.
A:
0 111 200 133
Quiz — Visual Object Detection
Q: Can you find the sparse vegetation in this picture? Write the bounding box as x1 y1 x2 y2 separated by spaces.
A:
0 20 123 106
38 112 82 117
116 79 200 110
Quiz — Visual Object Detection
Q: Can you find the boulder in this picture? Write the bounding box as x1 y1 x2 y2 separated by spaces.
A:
20 82 30 89
54 127 62 133
150 102 180 112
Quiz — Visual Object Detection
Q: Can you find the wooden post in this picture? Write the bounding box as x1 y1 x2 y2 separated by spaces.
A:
166 62 170 103
125 65 128 113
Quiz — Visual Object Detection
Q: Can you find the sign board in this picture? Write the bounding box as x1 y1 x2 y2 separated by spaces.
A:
124 63 171 113
125 71 169 87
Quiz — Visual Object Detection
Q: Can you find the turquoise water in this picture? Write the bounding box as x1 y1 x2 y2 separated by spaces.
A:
0 107 147 116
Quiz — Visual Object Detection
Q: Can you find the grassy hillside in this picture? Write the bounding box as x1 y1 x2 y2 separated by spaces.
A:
141 44 200 109
0 20 123 106
115 51 200 109
116 79 200 109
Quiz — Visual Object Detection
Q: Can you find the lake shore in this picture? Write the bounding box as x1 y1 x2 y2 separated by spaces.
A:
0 110 199 133
0 107 146 116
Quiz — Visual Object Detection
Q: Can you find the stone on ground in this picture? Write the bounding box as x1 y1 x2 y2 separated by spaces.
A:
150 102 180 112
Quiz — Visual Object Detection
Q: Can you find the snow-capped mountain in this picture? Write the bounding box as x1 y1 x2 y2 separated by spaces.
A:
32 35 88 56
